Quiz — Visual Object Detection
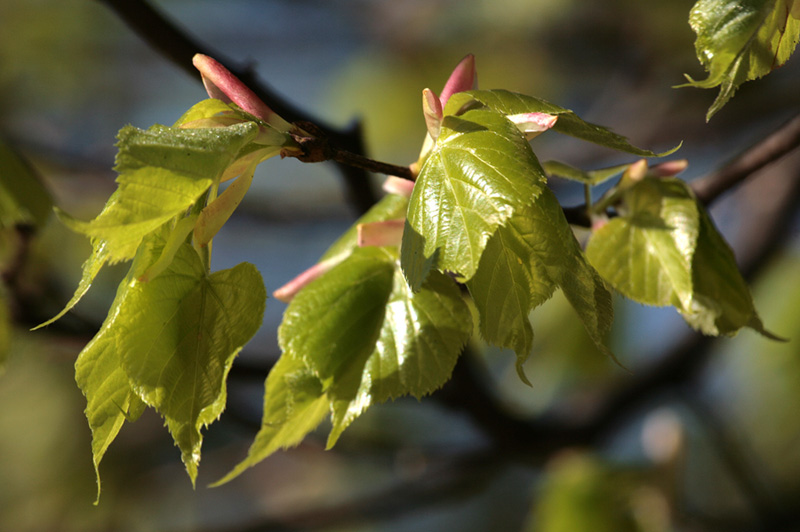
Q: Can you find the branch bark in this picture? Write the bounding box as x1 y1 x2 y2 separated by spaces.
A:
97 0 380 214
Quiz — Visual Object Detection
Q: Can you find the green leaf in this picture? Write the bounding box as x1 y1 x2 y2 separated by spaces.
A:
586 178 698 310
326 266 471 445
447 90 679 157
680 0 800 120
470 187 615 378
0 138 52 228
173 99 236 127
281 247 396 383
223 246 472 481
542 160 630 186
59 121 260 264
685 207 778 337
586 176 775 337
33 238 110 329
116 243 266 484
211 353 328 486
402 107 547 284
73 231 166 502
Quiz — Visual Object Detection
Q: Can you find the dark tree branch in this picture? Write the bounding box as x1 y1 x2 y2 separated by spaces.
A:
98 0 380 214
692 113 800 205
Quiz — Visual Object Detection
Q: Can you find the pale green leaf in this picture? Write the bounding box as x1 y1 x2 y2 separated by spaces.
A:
56 169 213 264
542 160 630 186
681 0 800 119
327 267 471 445
114 122 259 179
33 238 110 329
684 208 777 337
447 90 679 157
585 178 699 310
212 353 328 486
586 176 774 337
470 187 615 378
280 247 396 383
173 99 236 127
0 138 52 228
116 243 266 484
73 241 157 502
402 107 547 285
530 454 640 532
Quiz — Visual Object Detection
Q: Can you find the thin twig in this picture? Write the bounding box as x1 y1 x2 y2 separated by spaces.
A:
97 0 379 214
692 113 800 205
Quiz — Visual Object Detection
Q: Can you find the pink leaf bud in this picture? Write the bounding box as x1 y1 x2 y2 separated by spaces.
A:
440 54 477 107
192 54 291 132
357 219 405 248
383 175 415 197
506 112 559 140
422 88 444 140
649 159 689 177
273 257 341 303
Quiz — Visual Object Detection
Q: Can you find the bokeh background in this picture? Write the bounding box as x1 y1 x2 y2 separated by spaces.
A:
1 1 799 531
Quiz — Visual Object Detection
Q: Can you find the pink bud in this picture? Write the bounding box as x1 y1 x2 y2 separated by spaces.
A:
649 159 688 177
357 219 405 248
192 54 290 131
382 175 415 197
273 257 340 303
625 159 649 182
422 88 444 140
439 54 477 107
506 112 558 140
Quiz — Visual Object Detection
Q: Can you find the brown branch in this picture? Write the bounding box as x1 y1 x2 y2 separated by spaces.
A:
97 0 379 214
692 113 800 205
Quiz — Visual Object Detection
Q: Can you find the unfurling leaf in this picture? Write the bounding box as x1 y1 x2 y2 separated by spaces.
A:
402 107 547 285
680 0 800 120
446 90 680 157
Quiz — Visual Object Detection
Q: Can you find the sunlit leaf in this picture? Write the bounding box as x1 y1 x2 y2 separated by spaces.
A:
212 353 329 486
402 107 547 285
471 188 615 379
327 267 471 445
116 242 266 483
586 178 698 309
586 176 775 337
542 160 630 186
447 90 679 157
680 0 800 120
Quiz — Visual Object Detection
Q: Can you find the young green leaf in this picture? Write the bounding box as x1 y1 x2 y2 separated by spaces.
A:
542 160 630 186
469 187 615 379
59 121 260 265
586 178 698 310
211 353 329 486
586 176 776 337
680 0 800 120
447 90 679 157
222 245 472 481
115 242 266 484
326 266 471 445
402 107 547 285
